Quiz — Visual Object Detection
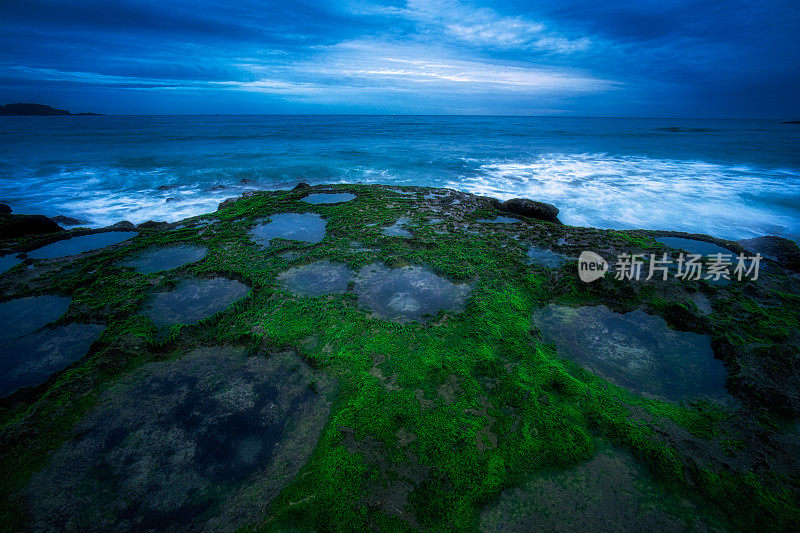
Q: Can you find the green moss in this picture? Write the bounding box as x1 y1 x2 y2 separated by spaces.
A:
1 184 798 531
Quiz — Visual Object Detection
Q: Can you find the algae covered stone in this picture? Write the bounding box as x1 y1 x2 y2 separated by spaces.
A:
122 244 208 273
28 231 137 259
354 264 471 321
278 260 353 297
249 213 327 246
143 277 250 328
25 346 335 531
533 304 729 402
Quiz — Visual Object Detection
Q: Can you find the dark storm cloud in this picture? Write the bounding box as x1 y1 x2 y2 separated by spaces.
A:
0 0 796 116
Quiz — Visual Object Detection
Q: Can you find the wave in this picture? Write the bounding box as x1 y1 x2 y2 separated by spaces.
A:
449 153 800 241
1 151 799 242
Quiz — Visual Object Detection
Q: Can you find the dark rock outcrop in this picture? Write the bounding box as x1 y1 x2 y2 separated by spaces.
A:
293 182 311 190
137 220 169 230
106 221 136 231
476 196 502 209
0 214 63 239
52 215 86 226
738 236 800 272
500 198 561 224
218 197 237 211
0 204 11 215
0 103 70 116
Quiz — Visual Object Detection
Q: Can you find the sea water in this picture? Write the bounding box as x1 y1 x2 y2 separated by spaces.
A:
0 115 797 241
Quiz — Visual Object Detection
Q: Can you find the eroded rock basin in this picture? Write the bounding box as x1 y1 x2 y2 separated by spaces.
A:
480 446 721 532
527 246 567 268
533 304 729 403
382 217 411 238
0 254 21 275
143 277 250 328
278 261 353 297
476 216 519 224
122 244 208 273
25 346 334 532
1 295 104 396
656 236 733 257
28 231 138 259
0 323 105 397
301 193 356 204
0 294 72 343
355 264 471 321
249 213 326 247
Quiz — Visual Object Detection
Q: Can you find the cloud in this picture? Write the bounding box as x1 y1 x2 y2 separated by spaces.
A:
356 0 591 53
230 40 613 98
0 0 797 115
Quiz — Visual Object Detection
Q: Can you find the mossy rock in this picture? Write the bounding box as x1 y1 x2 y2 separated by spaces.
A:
1 184 798 531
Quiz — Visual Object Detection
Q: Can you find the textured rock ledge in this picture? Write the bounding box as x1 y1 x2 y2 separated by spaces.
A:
0 183 798 531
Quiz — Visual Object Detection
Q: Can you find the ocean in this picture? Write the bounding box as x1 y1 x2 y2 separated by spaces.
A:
0 115 798 241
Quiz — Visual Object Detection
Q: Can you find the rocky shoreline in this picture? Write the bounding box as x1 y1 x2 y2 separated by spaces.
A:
1 183 799 531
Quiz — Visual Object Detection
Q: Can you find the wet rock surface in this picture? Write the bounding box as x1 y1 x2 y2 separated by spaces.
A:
738 235 800 271
0 254 21 274
249 213 326 246
0 213 63 239
656 236 734 257
122 244 208 273
382 217 412 238
0 184 798 531
480 447 719 532
0 295 104 396
526 246 567 268
28 231 138 259
143 278 250 328
0 323 105 397
476 215 519 224
534 304 729 402
25 346 335 532
0 295 72 343
278 261 353 297
301 192 356 204
354 264 471 321
500 198 560 224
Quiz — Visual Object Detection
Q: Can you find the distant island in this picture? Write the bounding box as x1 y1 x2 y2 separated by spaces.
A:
0 103 100 116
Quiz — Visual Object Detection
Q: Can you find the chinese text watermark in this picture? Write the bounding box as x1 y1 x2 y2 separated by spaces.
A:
578 251 762 283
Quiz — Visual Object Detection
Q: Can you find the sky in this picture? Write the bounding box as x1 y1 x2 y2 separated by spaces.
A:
0 0 798 117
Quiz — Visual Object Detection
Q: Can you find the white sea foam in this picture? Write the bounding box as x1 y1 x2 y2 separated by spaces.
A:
449 153 800 240
1 152 799 241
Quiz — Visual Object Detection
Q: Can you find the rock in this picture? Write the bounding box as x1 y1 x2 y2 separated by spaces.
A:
52 215 86 226
217 197 238 211
106 221 136 231
0 103 70 116
137 220 169 230
0 214 63 239
0 204 11 215
500 198 561 224
738 236 800 272
240 178 255 185
207 185 226 191
165 197 177 203
293 182 311 190
477 196 502 209
157 185 176 191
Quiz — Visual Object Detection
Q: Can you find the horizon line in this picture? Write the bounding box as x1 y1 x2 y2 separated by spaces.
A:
0 112 793 121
